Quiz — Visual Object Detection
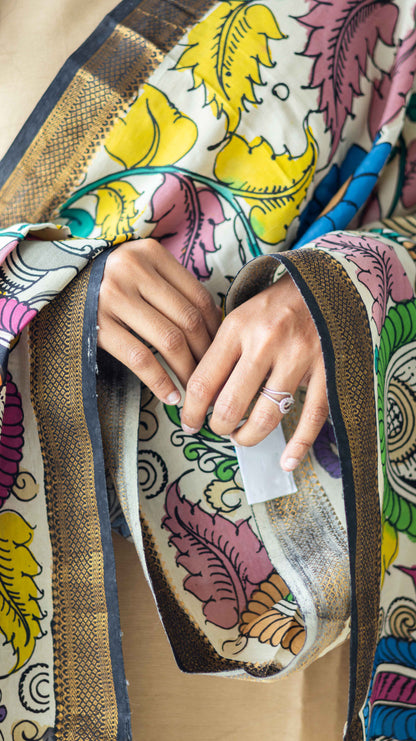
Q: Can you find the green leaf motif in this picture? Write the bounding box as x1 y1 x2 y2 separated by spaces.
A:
60 207 95 237
164 404 238 481
0 511 45 677
377 301 416 540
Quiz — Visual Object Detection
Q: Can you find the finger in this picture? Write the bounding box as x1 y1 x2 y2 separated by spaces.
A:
207 353 274 437
154 246 221 339
97 317 181 405
181 327 240 433
280 364 328 471
230 367 307 447
103 291 198 389
138 270 214 361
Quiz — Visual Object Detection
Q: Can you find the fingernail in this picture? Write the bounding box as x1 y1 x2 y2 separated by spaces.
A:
166 390 181 405
182 423 199 434
282 457 300 471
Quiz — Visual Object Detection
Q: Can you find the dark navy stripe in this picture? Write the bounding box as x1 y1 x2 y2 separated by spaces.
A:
83 248 132 741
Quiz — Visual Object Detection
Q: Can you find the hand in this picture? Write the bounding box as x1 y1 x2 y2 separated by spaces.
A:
181 273 328 471
97 238 221 404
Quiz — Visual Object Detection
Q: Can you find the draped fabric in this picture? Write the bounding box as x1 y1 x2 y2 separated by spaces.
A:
0 2 416 739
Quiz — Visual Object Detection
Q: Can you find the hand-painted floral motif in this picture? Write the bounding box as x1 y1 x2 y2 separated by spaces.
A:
214 124 317 244
239 573 305 655
162 479 274 629
149 174 226 280
0 372 24 506
175 1 286 134
376 301 416 538
369 19 416 141
104 84 198 169
0 511 44 677
320 233 413 332
300 0 399 154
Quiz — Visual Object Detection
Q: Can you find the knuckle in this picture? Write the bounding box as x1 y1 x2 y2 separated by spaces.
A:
137 237 160 255
182 305 204 335
304 403 329 427
252 408 277 434
127 345 152 372
161 327 185 354
187 376 211 403
194 286 215 314
215 398 240 423
151 373 171 393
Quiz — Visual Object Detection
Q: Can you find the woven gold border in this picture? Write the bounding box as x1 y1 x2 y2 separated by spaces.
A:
0 0 216 227
283 249 380 741
29 266 118 740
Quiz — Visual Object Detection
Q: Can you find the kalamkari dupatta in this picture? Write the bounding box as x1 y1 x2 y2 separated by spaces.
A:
1 2 416 740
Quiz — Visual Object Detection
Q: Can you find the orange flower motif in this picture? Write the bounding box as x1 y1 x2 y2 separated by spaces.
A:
239 573 306 656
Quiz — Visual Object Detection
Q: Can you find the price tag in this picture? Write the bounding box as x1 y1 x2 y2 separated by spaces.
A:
234 424 297 505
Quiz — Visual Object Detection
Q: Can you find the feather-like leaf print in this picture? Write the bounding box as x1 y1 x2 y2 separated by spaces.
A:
319 233 413 332
369 20 416 141
175 1 286 133
215 124 317 244
162 480 274 629
300 0 399 154
149 173 226 280
104 84 198 169
0 511 44 677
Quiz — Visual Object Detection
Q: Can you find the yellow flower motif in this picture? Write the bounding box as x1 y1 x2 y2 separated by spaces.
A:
0 511 44 677
215 124 318 244
105 84 198 169
176 1 286 132
95 180 141 242
204 478 243 513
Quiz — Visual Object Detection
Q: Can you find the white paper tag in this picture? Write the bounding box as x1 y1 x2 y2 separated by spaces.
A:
234 424 297 505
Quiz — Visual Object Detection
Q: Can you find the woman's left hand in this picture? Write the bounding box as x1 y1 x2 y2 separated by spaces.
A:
180 273 328 471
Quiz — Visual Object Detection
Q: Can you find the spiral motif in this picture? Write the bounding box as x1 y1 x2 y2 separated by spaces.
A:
387 598 416 640
18 663 51 713
12 721 54 741
138 450 168 499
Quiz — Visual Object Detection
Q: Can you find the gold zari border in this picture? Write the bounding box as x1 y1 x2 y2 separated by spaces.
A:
283 249 381 741
29 266 118 740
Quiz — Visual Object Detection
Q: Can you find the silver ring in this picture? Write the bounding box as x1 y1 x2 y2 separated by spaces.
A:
260 387 295 414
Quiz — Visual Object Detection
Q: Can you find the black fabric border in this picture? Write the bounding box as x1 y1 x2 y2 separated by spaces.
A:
82 249 132 741
0 0 143 188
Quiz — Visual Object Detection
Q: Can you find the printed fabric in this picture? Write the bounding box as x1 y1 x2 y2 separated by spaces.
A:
0 1 416 739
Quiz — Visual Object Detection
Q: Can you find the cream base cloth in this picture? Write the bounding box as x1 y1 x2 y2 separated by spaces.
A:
0 1 348 738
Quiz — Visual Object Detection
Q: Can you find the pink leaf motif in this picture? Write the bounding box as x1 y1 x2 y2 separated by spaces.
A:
0 371 24 507
0 297 37 336
320 233 413 332
402 139 416 210
162 480 274 629
0 238 19 261
300 0 398 155
369 19 416 141
149 173 226 281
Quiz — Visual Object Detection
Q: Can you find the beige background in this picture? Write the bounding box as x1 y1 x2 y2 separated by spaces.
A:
0 2 349 738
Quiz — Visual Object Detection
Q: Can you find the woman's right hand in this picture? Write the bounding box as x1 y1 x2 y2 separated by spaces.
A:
97 238 221 404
